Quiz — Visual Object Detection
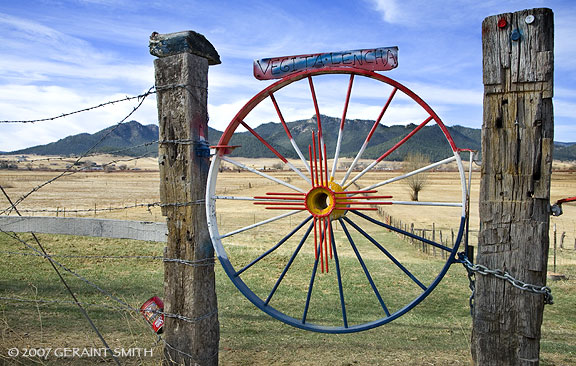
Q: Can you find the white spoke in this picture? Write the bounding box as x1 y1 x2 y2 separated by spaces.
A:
358 156 457 191
218 210 302 239
331 74 354 181
388 201 462 207
289 138 312 176
222 156 306 194
343 159 380 189
340 140 371 186
331 131 344 181
286 160 312 185
340 87 397 186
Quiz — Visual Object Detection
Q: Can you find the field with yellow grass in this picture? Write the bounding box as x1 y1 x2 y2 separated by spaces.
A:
0 156 575 365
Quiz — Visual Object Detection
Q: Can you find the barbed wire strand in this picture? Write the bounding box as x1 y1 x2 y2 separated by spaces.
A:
0 295 218 325
1 83 216 362
1 88 154 216
0 89 156 124
0 82 201 125
6 199 205 215
0 138 200 166
0 186 122 366
0 250 215 267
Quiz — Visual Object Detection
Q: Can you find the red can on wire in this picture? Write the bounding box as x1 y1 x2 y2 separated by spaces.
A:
140 296 164 333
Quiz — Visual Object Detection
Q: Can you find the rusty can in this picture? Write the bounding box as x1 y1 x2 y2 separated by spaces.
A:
140 296 164 333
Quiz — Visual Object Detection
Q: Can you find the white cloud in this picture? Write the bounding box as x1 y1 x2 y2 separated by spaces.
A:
369 0 404 24
0 84 158 151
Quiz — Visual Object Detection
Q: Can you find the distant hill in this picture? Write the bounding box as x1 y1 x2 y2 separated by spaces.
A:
5 118 576 162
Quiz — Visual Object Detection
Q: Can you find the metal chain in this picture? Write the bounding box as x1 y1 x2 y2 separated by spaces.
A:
457 252 554 316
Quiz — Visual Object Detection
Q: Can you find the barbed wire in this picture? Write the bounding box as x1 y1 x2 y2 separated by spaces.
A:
4 199 205 215
0 83 221 364
0 249 215 267
1 89 156 215
0 229 217 323
0 82 206 125
0 88 155 124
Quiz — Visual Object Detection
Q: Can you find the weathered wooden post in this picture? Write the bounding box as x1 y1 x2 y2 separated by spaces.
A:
473 8 553 365
150 31 221 366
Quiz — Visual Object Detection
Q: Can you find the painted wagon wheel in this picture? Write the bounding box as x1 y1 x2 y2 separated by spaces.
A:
206 67 468 333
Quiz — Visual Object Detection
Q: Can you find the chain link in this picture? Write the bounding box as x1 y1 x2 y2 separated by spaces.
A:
457 252 554 316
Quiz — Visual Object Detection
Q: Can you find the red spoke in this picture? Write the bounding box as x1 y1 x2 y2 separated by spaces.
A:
269 92 293 139
240 120 288 163
323 218 329 273
314 217 319 261
308 76 323 140
340 75 354 131
264 192 306 196
312 131 319 186
323 142 328 186
318 133 324 187
309 144 314 185
368 87 398 141
375 115 434 163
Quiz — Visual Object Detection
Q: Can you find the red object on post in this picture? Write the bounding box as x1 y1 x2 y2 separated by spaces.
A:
140 296 165 333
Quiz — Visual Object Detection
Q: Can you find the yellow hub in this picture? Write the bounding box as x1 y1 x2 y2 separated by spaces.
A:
305 180 349 220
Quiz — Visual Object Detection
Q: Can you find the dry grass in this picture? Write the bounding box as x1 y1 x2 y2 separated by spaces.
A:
0 156 575 365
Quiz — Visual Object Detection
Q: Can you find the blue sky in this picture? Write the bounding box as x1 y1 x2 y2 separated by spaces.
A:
0 0 574 151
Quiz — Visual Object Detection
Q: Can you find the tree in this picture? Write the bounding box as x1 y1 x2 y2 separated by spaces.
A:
402 152 430 201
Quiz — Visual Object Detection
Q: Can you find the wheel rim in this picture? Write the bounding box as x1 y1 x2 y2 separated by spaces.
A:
206 68 467 333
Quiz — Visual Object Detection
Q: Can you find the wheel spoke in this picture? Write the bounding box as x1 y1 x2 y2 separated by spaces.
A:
329 220 348 328
340 87 398 186
359 156 457 192
269 92 312 177
343 216 428 291
302 228 324 324
386 201 462 207
240 120 311 184
339 218 391 317
221 156 306 193
330 74 354 181
218 210 302 239
343 115 434 189
236 215 313 277
350 210 452 252
308 76 327 156
214 195 301 202
264 220 315 305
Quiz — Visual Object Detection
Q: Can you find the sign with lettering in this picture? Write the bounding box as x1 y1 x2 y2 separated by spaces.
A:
253 47 398 80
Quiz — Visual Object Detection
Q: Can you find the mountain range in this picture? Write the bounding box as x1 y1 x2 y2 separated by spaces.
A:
5 117 576 162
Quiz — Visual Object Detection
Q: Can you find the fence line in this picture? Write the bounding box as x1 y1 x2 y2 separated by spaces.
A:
0 86 217 364
0 88 156 124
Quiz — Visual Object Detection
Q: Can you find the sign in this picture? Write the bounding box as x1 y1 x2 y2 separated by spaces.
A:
253 46 398 80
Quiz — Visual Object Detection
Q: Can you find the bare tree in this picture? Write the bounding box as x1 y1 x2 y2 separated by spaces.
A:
402 152 430 201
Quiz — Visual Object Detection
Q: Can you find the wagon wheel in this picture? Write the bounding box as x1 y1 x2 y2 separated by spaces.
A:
206 67 468 333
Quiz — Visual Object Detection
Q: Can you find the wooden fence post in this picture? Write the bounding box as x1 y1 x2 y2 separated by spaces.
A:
473 8 554 365
151 30 221 366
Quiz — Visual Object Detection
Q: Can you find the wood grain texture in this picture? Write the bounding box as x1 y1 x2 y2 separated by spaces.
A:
155 51 219 365
474 8 553 366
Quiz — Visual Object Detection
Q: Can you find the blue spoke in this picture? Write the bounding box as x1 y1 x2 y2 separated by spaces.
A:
350 210 452 252
265 221 315 305
330 220 348 328
302 222 325 324
235 215 313 277
343 216 428 291
339 218 391 317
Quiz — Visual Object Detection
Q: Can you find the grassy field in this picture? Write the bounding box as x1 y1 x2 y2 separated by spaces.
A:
0 159 575 365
